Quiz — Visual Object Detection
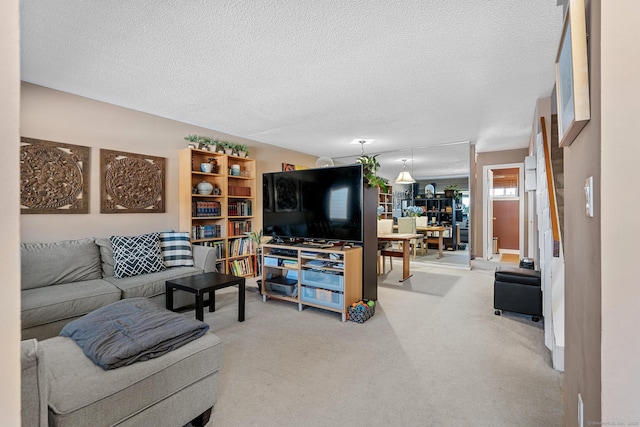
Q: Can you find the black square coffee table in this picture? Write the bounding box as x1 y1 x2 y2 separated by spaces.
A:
165 272 245 322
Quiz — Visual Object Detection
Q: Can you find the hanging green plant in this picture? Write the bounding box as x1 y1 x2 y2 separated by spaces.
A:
444 184 461 199
356 155 388 192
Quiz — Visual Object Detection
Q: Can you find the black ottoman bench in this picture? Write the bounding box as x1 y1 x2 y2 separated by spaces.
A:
494 266 542 322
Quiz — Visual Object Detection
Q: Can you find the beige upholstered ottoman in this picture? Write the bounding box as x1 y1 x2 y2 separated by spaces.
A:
33 332 222 427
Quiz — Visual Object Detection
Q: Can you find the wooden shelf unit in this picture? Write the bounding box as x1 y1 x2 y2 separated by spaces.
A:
414 194 462 249
378 185 393 219
179 148 256 277
261 244 363 321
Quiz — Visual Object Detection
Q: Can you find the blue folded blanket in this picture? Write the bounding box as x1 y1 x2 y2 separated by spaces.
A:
60 298 209 370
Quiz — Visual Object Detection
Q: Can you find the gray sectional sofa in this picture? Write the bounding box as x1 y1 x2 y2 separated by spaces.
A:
21 236 218 340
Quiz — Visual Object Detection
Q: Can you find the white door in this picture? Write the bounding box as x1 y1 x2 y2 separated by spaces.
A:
486 168 494 260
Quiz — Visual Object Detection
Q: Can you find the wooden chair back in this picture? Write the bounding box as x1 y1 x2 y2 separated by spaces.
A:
377 219 394 235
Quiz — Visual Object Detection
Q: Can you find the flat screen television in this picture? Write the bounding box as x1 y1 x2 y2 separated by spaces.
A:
262 164 363 243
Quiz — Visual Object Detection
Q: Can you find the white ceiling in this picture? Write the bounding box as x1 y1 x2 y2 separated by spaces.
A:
19 1 565 181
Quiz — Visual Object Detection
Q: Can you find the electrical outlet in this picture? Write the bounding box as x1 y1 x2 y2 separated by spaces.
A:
578 393 584 427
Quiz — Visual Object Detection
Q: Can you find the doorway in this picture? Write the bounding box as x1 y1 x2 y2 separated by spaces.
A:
482 163 524 262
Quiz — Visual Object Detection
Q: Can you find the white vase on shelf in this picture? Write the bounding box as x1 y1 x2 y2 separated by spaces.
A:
196 181 213 195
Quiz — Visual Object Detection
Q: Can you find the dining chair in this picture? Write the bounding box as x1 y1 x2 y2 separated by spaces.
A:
377 219 394 274
415 216 429 255
397 217 423 258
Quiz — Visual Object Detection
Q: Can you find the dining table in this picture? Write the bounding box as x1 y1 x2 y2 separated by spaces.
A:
377 232 424 282
416 225 447 259
390 224 448 259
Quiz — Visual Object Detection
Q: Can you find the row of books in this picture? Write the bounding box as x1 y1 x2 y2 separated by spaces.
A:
191 225 223 240
228 220 252 237
228 200 252 216
228 258 254 276
228 237 254 257
228 185 251 196
192 201 221 217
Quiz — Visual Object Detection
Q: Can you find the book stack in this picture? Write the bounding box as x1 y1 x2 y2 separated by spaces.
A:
228 186 251 196
228 237 253 257
228 220 252 237
228 200 252 216
229 258 254 276
192 224 222 240
192 201 221 217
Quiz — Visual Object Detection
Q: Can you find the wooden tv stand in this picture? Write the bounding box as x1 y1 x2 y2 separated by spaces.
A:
261 243 362 321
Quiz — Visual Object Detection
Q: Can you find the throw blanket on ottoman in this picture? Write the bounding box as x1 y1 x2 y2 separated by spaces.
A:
60 298 209 370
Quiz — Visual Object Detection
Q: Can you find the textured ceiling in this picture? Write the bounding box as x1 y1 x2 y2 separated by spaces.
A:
19 0 565 181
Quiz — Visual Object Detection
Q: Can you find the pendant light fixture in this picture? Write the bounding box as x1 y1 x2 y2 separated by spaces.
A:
395 158 416 184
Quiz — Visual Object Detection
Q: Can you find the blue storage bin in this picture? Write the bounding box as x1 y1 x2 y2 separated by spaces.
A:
301 269 344 291
300 286 343 310
301 286 316 299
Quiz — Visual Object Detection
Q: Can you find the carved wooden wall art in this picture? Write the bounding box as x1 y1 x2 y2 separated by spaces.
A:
20 137 90 214
100 149 165 213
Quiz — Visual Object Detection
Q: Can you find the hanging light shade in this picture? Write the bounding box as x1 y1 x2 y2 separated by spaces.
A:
395 159 416 184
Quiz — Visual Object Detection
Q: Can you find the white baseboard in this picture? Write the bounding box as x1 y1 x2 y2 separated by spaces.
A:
552 341 565 372
499 249 520 255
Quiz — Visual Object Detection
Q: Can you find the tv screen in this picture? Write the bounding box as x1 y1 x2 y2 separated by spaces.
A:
262 164 363 243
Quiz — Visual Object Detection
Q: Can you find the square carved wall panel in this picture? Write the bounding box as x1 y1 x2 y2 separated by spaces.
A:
100 149 166 213
20 137 90 214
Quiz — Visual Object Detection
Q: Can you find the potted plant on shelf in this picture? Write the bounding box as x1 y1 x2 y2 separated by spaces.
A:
206 138 220 152
356 154 388 192
221 141 234 155
405 206 423 217
198 137 212 151
236 144 248 158
184 134 201 149
444 184 461 199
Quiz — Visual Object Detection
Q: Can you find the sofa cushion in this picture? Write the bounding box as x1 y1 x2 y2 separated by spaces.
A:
104 266 203 299
21 279 122 329
95 237 115 277
40 332 223 427
110 233 166 278
159 231 194 267
21 238 102 290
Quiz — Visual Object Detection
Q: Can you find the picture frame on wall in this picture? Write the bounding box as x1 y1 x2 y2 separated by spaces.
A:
555 0 590 147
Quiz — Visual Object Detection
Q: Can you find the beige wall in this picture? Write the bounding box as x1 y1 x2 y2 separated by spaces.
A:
562 0 602 424
563 0 640 424
20 83 317 242
472 148 528 258
600 2 640 421
0 0 21 424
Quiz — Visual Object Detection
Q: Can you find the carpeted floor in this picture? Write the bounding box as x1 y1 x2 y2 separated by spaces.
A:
197 260 562 426
379 271 459 297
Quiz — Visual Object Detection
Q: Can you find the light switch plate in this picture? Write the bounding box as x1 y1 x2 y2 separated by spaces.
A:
584 176 593 217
